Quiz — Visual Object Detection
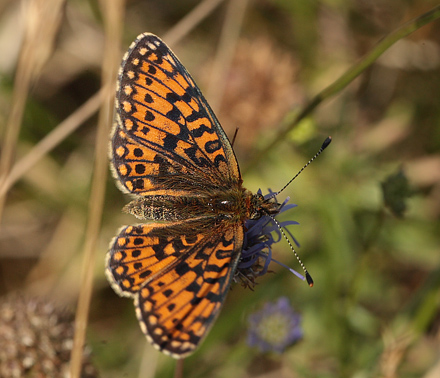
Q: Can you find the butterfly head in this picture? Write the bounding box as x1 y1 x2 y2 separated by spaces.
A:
249 192 281 220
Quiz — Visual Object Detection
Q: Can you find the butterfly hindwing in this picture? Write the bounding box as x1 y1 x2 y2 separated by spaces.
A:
107 221 189 297
106 218 243 357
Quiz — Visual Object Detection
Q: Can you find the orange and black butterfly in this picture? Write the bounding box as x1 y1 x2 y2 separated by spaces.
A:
106 33 323 358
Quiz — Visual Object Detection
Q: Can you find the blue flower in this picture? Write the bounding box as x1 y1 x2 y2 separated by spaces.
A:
247 297 303 353
235 191 304 288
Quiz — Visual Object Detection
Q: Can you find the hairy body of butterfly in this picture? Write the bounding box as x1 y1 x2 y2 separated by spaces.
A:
106 33 281 358
123 190 278 222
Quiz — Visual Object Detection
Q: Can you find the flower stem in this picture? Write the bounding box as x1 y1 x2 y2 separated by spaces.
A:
244 5 440 172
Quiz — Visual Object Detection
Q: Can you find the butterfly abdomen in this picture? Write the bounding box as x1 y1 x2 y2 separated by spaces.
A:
123 195 205 220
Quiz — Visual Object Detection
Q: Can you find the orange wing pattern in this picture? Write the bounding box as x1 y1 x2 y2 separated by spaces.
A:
107 33 248 358
111 33 241 196
107 219 243 356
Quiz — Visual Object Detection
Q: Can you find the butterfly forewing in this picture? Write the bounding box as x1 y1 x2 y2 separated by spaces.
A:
112 123 203 196
112 33 241 196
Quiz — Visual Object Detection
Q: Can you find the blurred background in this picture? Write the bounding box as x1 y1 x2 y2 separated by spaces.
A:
1 0 440 377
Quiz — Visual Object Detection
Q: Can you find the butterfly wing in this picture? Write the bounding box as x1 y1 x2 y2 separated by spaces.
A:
111 33 241 196
108 33 248 357
106 219 243 357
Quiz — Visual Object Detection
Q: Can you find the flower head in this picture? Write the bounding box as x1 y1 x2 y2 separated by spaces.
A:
235 190 303 288
0 295 97 377
247 297 302 353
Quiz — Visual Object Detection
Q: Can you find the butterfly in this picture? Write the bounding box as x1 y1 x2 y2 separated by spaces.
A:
106 33 297 358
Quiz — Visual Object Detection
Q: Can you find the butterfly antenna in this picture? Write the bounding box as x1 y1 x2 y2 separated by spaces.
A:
271 136 332 198
269 215 314 286
231 127 239 148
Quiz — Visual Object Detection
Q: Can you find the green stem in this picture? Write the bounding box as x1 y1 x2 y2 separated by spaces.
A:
244 5 440 173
